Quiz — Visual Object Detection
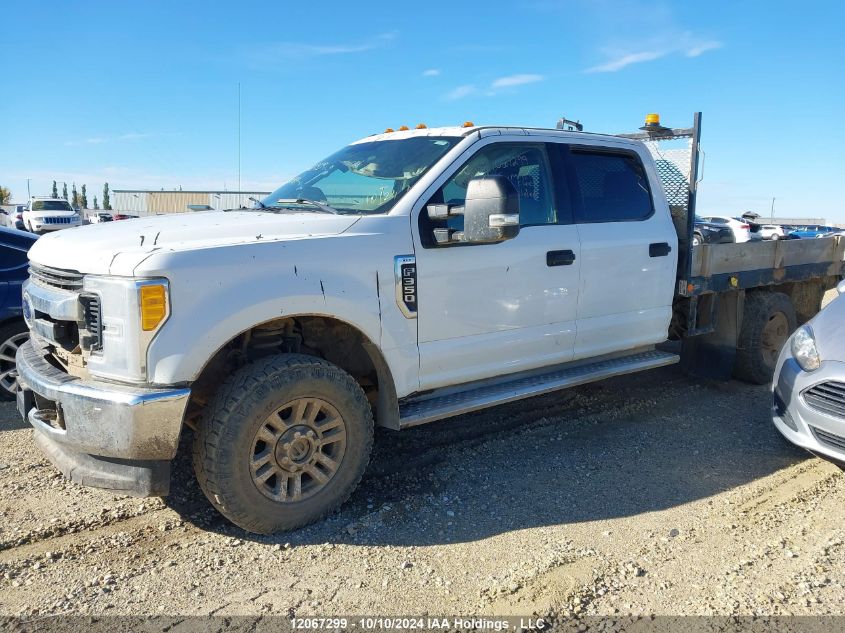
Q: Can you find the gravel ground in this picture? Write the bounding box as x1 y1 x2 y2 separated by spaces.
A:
2 329 845 621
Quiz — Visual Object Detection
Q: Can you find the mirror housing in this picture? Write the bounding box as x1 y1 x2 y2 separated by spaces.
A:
462 175 520 243
837 279 845 296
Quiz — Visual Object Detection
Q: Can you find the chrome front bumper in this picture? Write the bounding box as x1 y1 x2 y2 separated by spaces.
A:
16 339 190 495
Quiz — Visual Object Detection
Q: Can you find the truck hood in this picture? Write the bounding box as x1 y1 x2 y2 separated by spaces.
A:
28 211 362 276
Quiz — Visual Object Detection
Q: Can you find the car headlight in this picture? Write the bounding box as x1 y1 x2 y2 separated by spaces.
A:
82 275 171 383
791 325 821 372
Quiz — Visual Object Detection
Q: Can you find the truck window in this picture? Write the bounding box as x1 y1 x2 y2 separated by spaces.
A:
570 151 653 223
436 143 556 230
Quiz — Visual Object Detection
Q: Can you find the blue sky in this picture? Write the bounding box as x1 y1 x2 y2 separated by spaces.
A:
3 0 843 221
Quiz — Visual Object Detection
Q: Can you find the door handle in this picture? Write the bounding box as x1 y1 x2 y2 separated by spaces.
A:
546 250 576 266
649 242 672 257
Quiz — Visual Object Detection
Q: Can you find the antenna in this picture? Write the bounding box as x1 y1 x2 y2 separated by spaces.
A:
237 82 242 203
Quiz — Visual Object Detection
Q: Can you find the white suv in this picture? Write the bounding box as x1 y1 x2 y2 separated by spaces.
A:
699 215 752 243
23 197 82 234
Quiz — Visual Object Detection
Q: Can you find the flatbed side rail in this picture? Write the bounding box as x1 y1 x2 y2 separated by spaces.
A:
682 236 845 296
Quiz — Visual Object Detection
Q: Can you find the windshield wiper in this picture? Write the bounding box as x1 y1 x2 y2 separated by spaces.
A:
272 198 341 215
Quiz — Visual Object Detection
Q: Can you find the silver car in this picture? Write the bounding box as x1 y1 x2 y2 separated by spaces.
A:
773 280 845 464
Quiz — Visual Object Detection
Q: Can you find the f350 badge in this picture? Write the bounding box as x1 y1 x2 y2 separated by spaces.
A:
394 255 417 319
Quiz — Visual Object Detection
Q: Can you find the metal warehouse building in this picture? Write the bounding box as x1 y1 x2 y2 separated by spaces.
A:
112 190 270 215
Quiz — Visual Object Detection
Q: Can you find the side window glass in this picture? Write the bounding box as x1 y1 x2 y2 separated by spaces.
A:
437 144 556 229
571 151 654 223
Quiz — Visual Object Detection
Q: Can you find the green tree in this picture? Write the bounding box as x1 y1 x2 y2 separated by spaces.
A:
52 181 58 198
93 196 99 209
102 183 111 210
0 186 11 204
80 184 88 209
62 183 68 200
71 183 78 208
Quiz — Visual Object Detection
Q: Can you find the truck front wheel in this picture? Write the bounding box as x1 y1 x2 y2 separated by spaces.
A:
734 291 796 384
193 354 374 534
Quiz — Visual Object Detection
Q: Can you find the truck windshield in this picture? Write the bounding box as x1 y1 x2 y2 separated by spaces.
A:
261 136 460 215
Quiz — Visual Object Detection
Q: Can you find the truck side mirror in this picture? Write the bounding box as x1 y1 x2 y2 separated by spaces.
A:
462 176 520 244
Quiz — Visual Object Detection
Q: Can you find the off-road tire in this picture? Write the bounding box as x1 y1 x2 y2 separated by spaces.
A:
193 353 374 534
734 291 796 385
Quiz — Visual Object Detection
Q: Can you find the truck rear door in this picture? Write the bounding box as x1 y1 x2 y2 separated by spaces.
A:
560 144 678 359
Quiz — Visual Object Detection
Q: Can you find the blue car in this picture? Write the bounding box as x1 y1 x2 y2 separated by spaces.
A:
789 225 838 239
0 227 37 399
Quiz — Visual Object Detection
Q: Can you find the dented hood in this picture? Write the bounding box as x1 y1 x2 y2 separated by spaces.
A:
27 211 361 276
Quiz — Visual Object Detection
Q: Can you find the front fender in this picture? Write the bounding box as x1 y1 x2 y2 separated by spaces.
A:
138 233 416 396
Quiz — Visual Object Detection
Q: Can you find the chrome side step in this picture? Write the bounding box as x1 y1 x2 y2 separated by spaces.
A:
398 349 679 428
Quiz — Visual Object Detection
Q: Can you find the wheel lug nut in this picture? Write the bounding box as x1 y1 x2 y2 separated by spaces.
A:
294 432 302 439
283 443 291 450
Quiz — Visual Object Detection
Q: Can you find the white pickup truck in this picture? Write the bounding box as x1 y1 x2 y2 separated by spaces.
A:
16 114 844 533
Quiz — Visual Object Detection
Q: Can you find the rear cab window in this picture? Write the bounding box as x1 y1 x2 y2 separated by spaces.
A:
568 150 654 223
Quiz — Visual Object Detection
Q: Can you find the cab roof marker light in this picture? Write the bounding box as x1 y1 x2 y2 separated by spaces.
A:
462 121 475 128
384 128 395 133
415 123 427 129
398 125 410 131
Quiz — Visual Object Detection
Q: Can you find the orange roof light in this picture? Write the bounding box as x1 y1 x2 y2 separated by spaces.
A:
645 113 660 125
398 125 410 131
461 121 475 128
415 123 427 129
384 128 395 133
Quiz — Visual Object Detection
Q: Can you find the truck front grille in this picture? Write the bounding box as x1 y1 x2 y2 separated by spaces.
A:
29 263 84 290
803 381 845 419
80 294 103 351
42 216 74 225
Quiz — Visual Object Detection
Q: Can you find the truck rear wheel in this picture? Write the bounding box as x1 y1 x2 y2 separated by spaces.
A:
192 353 374 534
734 291 796 384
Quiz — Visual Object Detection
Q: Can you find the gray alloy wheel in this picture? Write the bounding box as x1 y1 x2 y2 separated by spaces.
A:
249 396 347 503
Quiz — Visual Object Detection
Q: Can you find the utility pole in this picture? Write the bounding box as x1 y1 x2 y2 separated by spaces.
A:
771 197 776 221
237 82 242 204
26 179 31 199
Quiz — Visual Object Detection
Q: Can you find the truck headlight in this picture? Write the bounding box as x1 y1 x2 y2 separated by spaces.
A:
83 276 170 383
791 325 820 372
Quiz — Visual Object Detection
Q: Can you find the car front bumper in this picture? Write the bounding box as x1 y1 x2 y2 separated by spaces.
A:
29 220 82 232
16 339 191 496
772 351 845 464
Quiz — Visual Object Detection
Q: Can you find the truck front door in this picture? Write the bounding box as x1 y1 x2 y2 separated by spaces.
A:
412 141 581 391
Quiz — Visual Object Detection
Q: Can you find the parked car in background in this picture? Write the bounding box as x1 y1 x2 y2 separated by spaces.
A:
112 213 139 221
698 215 752 242
1 205 26 231
773 281 845 467
760 224 786 240
0 227 37 399
693 216 734 246
90 212 113 224
22 197 82 234
789 225 839 239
